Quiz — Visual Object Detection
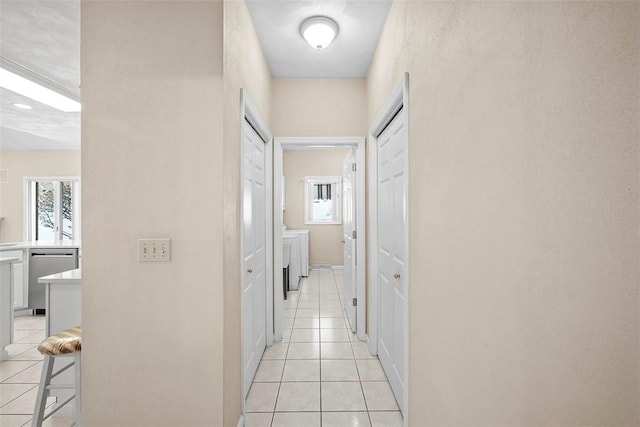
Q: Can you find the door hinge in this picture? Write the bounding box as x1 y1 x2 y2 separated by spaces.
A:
352 163 357 172
352 298 357 307
352 230 357 239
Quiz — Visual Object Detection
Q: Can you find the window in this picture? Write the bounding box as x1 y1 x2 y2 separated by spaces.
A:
304 176 341 224
24 177 80 241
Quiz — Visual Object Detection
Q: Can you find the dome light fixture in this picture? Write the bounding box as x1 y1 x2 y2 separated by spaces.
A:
300 16 338 50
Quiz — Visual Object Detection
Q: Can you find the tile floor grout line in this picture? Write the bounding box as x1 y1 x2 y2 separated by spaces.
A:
270 271 302 425
0 384 38 411
316 271 323 424
2 361 43 384
335 266 375 425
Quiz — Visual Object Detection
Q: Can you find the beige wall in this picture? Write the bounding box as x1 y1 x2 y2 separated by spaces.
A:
80 1 639 425
367 1 639 425
272 78 366 267
82 1 270 424
284 148 350 266
223 1 272 425
0 150 80 242
82 2 226 425
271 78 367 136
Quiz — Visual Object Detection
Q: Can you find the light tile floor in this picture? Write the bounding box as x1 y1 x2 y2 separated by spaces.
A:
2 271 402 427
245 269 403 427
0 315 73 427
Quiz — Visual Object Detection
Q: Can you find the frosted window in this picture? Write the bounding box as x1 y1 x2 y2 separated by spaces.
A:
305 176 341 225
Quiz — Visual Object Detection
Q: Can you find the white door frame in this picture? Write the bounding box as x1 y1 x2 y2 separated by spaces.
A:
240 88 273 402
274 136 366 341
342 148 357 333
367 73 410 422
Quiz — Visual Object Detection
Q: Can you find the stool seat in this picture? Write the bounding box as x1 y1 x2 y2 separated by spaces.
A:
37 326 82 356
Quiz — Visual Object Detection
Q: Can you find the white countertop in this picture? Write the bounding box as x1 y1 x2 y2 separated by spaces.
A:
0 240 81 251
284 228 309 234
0 257 19 264
38 268 82 284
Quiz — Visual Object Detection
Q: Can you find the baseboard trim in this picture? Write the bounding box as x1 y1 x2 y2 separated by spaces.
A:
13 308 32 318
310 265 345 270
367 333 378 356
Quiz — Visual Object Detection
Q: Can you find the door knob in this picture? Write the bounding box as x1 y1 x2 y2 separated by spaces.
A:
247 269 253 274
393 273 400 279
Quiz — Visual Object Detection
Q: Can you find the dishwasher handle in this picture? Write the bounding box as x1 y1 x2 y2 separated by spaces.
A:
31 253 77 257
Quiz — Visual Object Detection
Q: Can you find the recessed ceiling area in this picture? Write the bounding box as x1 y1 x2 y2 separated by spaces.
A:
0 0 80 150
245 0 392 78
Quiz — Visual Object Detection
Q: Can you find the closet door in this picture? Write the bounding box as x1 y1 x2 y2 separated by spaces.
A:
242 119 267 397
377 107 407 412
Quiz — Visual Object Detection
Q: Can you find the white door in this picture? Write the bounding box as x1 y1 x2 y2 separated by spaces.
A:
377 108 407 413
242 119 267 397
342 149 357 332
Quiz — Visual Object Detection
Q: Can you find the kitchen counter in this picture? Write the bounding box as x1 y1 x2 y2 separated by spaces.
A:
0 242 80 313
38 268 81 337
0 240 81 251
38 267 82 285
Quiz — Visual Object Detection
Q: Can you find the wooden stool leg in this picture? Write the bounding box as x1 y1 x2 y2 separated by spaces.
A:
32 354 54 427
73 352 82 426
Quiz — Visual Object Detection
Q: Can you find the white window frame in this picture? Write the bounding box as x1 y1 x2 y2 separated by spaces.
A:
304 176 342 225
23 176 81 242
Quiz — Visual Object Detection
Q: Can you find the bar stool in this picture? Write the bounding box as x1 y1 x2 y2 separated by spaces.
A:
32 326 82 427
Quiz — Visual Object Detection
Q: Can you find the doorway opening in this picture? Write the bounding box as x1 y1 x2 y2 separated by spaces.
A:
273 137 366 342
247 131 404 425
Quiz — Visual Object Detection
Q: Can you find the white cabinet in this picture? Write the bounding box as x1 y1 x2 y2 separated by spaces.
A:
0 257 16 360
3 250 27 309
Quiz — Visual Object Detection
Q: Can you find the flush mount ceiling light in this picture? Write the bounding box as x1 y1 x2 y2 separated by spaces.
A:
300 16 338 50
0 61 80 113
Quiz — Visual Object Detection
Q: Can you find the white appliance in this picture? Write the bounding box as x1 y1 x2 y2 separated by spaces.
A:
284 229 309 277
283 234 300 290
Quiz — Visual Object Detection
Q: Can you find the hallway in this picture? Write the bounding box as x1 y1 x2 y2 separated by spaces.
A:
244 269 402 427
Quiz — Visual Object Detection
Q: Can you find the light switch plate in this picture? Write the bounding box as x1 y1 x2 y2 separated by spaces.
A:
138 239 171 262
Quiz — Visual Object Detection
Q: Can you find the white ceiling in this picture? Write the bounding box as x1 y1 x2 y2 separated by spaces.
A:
245 0 392 78
0 0 80 150
0 0 390 150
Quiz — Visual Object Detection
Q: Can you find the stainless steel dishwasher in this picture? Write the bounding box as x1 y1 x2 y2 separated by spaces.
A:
29 248 79 314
